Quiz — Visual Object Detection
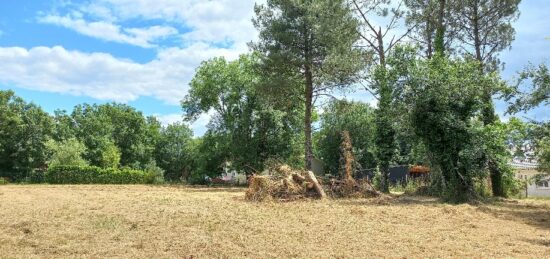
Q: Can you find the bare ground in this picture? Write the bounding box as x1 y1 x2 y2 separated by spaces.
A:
0 185 548 258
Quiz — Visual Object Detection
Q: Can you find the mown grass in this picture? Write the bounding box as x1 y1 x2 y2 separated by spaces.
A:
0 185 548 258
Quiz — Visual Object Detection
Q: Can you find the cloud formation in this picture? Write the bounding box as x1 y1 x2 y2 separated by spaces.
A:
39 14 177 48
0 44 240 105
40 0 259 50
0 0 261 107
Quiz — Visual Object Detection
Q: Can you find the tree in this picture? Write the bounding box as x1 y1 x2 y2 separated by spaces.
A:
46 138 88 167
506 63 550 114
70 103 156 168
405 56 491 202
0 90 53 181
98 139 121 169
454 0 521 72
155 123 194 181
252 0 364 170
183 54 302 175
52 109 76 141
315 99 376 175
352 0 416 192
405 0 460 58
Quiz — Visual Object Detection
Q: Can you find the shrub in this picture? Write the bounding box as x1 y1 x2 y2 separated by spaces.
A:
45 165 158 184
143 161 165 184
0 177 8 185
46 138 88 167
29 169 46 184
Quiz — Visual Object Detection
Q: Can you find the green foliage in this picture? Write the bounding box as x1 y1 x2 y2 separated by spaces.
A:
187 132 230 182
453 0 521 72
155 123 194 181
505 63 549 114
406 56 488 202
143 160 165 184
464 121 519 197
315 100 376 175
0 90 53 181
46 138 88 167
45 165 158 184
252 0 364 169
537 137 550 174
183 54 302 176
98 139 121 169
71 103 158 168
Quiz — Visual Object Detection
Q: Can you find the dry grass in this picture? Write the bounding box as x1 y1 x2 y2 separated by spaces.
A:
0 185 549 258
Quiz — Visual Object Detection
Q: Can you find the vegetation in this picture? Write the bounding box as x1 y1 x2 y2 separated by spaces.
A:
0 185 549 258
252 0 364 170
44 165 158 184
0 0 548 203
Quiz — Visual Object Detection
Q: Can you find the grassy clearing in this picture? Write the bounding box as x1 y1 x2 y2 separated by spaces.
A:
0 185 549 258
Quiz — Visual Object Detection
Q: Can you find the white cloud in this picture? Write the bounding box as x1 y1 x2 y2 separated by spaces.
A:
85 0 259 46
40 0 259 50
0 44 242 105
38 14 177 48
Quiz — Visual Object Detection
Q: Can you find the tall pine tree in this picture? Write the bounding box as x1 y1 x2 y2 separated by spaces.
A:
252 0 364 170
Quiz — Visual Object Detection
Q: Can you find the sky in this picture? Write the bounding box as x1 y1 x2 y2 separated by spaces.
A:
0 0 548 136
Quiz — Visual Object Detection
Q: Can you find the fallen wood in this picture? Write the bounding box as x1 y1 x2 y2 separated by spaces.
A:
292 173 306 184
305 171 326 199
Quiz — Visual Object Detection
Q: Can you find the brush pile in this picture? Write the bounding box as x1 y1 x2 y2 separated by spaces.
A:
325 131 380 198
245 164 326 201
325 178 380 198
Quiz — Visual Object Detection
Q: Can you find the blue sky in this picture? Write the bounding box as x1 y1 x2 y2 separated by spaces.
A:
0 0 548 136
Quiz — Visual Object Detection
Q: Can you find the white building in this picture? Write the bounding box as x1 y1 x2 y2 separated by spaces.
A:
513 161 550 198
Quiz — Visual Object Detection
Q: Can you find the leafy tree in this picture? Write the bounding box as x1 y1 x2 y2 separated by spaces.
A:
52 109 76 141
155 123 194 181
315 99 376 175
188 132 230 184
352 0 417 192
98 139 121 169
46 138 88 167
506 63 549 114
252 0 364 170
71 103 156 168
405 56 491 202
0 90 53 181
183 54 302 175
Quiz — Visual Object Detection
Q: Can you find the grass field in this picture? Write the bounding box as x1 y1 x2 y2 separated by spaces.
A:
0 185 549 258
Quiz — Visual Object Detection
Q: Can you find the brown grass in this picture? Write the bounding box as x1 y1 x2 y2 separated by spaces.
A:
0 185 549 258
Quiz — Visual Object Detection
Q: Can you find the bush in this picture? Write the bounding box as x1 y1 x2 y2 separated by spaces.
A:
45 165 158 184
143 161 165 184
0 177 8 185
29 169 46 184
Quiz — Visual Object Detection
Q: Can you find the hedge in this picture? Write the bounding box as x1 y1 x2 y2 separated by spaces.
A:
44 165 157 184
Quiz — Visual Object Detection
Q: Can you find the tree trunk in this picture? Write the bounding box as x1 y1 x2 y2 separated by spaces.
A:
434 0 446 55
304 64 314 171
306 171 326 199
471 1 504 197
473 0 483 68
426 20 433 59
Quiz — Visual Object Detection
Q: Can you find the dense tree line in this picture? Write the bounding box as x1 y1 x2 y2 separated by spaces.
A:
0 93 195 182
1 0 548 202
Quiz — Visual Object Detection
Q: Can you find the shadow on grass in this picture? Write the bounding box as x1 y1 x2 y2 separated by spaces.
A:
336 195 550 230
161 184 247 193
476 200 550 230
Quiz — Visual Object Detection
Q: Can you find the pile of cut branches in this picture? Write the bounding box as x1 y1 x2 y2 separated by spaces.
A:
245 164 326 202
